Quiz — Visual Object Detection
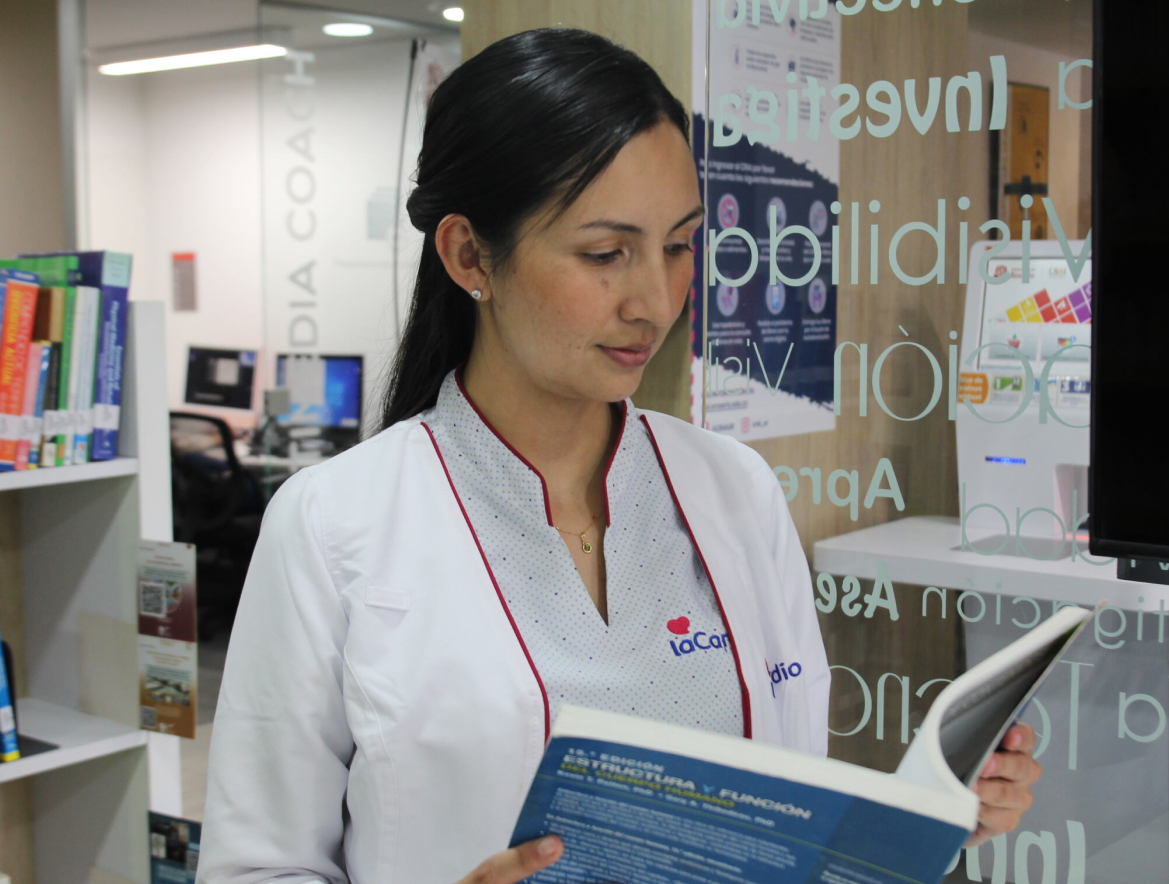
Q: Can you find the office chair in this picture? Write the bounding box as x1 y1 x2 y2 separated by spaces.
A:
169 412 265 639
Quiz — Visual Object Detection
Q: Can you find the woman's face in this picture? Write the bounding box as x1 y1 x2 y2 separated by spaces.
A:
478 120 704 404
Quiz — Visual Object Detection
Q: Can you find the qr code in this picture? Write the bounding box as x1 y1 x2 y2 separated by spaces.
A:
140 705 157 729
139 579 166 616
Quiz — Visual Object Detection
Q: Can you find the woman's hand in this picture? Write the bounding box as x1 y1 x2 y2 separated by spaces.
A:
964 723 1042 848
455 835 618 884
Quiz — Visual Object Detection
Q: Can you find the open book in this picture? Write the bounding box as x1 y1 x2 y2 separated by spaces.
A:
510 604 1099 884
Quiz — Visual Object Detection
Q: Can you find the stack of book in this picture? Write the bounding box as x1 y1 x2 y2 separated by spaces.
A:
0 251 131 472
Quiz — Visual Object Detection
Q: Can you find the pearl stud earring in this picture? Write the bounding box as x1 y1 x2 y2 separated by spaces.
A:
470 289 482 300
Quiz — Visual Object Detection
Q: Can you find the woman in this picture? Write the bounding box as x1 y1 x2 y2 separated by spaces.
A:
197 26 1040 884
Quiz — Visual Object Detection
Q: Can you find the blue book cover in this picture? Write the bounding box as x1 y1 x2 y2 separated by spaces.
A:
19 251 131 461
510 706 970 884
0 617 19 762
149 812 201 883
511 609 1097 884
29 342 51 468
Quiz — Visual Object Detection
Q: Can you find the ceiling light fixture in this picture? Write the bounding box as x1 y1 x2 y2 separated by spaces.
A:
323 23 374 37
98 44 287 76
442 7 464 22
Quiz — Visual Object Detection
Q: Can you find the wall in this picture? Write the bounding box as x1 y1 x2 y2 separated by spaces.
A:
0 0 65 877
86 60 265 415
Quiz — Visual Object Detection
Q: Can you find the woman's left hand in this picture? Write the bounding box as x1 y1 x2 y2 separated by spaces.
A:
964 723 1042 848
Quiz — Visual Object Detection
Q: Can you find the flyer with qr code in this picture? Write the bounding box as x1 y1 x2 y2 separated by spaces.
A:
138 540 198 738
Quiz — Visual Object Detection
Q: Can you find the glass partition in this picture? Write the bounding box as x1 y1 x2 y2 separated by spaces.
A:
697 1 1164 881
256 2 459 494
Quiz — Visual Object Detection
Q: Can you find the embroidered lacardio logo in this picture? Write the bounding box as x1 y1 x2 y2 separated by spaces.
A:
766 658 803 697
666 616 730 657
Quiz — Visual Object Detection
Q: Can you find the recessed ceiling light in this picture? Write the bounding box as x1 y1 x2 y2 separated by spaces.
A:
323 23 374 37
98 44 288 76
442 7 464 22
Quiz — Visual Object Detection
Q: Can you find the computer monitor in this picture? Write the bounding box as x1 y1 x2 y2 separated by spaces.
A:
274 354 363 430
956 240 1091 553
184 347 257 410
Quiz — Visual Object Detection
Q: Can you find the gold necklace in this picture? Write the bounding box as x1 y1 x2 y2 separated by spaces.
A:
554 513 600 554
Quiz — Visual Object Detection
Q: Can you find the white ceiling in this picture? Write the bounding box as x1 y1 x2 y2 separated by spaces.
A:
84 0 459 51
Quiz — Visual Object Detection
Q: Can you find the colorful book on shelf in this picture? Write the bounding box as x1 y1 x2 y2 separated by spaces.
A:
20 251 132 462
70 286 101 465
28 342 51 468
5 256 80 468
16 341 46 470
0 270 40 471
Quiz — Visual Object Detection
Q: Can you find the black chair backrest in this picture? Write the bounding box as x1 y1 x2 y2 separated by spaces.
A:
169 411 247 541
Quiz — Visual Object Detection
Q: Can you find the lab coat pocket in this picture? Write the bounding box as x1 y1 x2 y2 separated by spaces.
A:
362 585 411 611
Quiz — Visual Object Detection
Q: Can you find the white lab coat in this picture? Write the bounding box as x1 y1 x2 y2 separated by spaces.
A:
196 404 831 884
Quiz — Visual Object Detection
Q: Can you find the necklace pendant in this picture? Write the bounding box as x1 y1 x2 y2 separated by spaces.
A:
582 540 593 554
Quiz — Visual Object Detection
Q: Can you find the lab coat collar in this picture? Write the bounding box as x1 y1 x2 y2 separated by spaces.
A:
440 365 635 528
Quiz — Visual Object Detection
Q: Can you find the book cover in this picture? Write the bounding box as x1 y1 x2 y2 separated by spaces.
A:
0 271 39 471
19 251 132 461
33 288 65 468
70 286 102 465
26 342 50 468
15 342 44 470
54 286 76 466
0 616 19 762
39 341 61 467
510 606 1097 884
149 812 201 883
59 286 89 466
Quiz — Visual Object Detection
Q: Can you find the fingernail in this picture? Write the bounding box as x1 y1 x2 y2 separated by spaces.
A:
538 836 559 856
985 756 998 775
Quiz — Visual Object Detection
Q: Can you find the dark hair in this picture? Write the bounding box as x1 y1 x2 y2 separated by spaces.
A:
377 26 691 430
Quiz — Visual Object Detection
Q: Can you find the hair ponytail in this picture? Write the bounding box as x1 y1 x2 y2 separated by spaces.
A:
378 26 690 430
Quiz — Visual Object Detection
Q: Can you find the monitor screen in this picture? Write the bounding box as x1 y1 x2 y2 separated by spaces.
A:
275 354 363 429
184 347 257 410
976 256 1092 379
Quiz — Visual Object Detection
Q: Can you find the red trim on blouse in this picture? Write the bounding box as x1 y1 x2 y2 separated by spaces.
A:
454 364 554 526
638 414 753 739
422 420 551 744
600 400 628 528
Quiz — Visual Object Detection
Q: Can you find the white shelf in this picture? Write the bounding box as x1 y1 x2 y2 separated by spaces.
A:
813 515 1169 610
0 698 148 784
0 456 139 492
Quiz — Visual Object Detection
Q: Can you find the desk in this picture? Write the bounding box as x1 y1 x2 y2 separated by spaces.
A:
238 451 330 472
812 515 1168 610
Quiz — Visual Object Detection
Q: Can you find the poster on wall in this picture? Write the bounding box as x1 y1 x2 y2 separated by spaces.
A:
138 540 197 739
690 0 840 440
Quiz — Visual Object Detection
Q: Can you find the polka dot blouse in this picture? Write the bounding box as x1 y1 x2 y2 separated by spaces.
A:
425 368 744 737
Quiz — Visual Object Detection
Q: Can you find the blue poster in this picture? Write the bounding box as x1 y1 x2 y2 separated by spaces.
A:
690 0 839 440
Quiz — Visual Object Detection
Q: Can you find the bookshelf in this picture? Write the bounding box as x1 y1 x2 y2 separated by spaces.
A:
0 300 179 884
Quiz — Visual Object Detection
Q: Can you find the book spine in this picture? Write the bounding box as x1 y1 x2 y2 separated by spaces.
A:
91 280 129 461
70 289 101 465
39 343 61 468
57 287 80 466
0 621 18 761
15 342 43 470
0 282 37 470
28 342 50 468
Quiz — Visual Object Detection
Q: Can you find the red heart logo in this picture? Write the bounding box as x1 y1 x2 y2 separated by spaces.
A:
667 617 690 635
